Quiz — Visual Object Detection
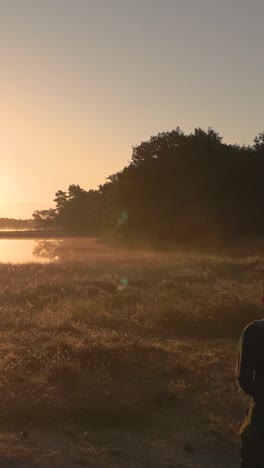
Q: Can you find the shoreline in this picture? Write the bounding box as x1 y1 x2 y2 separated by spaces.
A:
0 230 90 239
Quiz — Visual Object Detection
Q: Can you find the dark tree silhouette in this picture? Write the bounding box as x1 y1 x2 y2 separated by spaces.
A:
34 126 264 245
32 209 56 230
253 131 264 151
53 185 103 234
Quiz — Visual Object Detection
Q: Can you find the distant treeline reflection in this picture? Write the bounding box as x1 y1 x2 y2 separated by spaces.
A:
33 127 264 243
32 239 102 262
33 240 61 261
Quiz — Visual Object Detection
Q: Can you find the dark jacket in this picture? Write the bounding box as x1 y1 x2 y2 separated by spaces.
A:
236 319 264 432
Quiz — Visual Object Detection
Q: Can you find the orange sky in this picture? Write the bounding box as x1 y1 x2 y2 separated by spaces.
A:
1 0 264 218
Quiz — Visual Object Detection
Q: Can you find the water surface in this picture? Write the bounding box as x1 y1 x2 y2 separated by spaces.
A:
0 239 62 263
0 237 151 264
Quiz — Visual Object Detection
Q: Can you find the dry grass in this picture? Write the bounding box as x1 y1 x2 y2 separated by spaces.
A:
0 245 262 449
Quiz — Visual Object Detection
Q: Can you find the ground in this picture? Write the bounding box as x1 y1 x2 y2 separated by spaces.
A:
0 396 239 468
0 238 260 466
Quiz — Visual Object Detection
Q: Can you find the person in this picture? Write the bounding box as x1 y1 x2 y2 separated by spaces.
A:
236 311 264 468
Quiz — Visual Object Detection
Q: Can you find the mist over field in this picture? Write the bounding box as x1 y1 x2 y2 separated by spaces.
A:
2 0 264 466
0 236 260 466
2 127 264 465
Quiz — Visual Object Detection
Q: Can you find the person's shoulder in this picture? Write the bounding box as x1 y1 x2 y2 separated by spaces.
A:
253 318 264 328
252 318 264 336
240 320 259 338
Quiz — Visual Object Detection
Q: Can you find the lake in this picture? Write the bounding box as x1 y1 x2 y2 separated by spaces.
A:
0 237 147 263
0 239 60 263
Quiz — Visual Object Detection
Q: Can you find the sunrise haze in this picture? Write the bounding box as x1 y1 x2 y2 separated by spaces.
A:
1 0 264 217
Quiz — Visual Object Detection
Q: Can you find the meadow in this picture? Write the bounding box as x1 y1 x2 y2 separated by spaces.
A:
0 240 262 466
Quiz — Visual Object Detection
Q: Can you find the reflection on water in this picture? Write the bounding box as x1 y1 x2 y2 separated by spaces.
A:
0 239 68 263
33 239 96 262
0 238 100 263
0 239 77 263
0 237 150 264
0 229 37 232
33 240 61 261
0 239 52 263
0 238 121 263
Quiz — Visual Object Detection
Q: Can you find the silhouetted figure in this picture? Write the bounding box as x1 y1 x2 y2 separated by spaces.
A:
236 310 264 467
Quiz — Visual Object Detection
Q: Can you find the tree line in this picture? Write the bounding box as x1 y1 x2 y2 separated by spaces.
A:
33 127 264 244
0 218 34 230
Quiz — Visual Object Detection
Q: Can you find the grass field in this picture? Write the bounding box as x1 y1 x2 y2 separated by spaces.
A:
0 241 262 466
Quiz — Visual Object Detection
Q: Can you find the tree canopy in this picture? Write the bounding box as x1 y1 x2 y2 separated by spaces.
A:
36 127 264 244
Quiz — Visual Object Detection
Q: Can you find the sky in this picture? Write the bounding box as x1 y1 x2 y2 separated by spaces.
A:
1 0 264 218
